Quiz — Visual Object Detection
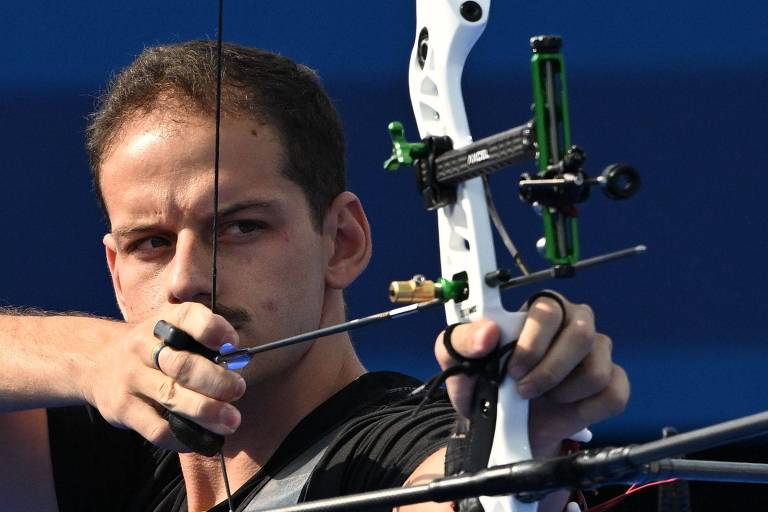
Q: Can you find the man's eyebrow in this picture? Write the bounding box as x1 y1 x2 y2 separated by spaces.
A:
111 225 158 239
216 199 279 217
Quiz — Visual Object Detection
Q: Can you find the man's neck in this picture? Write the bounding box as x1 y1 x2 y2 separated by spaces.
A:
180 334 365 511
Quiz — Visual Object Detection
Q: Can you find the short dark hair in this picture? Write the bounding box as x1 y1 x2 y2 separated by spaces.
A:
86 40 346 230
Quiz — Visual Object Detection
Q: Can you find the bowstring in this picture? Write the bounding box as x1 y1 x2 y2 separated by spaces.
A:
212 0 234 510
212 0 223 316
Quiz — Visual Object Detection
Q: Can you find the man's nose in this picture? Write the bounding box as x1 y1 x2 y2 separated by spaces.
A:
166 232 213 304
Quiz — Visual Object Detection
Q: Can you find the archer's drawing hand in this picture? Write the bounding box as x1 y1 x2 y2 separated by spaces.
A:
81 303 246 452
434 292 629 457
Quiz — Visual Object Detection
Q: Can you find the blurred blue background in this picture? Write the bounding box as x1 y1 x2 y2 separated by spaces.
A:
1 1 766 445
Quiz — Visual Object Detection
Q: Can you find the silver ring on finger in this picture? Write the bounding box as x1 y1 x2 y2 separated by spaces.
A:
151 341 169 373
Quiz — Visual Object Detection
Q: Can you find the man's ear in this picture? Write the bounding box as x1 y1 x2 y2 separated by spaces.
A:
323 191 372 289
103 233 128 315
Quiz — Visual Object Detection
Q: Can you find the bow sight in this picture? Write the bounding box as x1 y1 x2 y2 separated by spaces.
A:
385 34 641 272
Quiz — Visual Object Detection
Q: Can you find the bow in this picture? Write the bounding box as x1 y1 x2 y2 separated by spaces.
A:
257 2 768 510
383 1 639 511
397 3 536 511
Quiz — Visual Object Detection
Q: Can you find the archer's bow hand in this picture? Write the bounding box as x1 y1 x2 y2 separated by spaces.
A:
434 292 630 457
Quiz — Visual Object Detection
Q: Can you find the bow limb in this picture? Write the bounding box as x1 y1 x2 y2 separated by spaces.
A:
408 2 533 511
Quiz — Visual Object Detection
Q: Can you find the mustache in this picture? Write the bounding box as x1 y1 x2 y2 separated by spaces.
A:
213 304 251 327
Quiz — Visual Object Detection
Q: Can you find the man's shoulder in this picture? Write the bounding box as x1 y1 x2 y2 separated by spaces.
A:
302 371 455 502
206 372 456 512
324 371 429 412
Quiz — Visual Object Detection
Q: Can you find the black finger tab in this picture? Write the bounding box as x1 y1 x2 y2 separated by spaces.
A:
153 320 217 360
153 320 225 456
163 410 224 457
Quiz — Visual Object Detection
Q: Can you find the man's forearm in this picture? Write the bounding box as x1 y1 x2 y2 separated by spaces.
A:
0 310 123 412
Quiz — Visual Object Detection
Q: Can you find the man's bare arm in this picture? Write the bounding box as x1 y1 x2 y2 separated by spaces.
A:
396 448 570 512
0 304 245 443
0 306 246 511
0 409 59 511
0 310 123 411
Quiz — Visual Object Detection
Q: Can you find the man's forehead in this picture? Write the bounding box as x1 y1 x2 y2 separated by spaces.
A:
119 127 167 159
104 100 276 155
103 112 279 178
110 108 209 149
98 105 299 226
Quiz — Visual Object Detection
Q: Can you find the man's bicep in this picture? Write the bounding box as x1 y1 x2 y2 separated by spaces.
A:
396 446 453 512
0 409 59 511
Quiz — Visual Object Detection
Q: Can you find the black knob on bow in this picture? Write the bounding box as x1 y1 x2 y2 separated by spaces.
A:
600 164 641 200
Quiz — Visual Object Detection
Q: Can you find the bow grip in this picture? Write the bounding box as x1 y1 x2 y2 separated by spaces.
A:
460 365 502 473
153 320 225 457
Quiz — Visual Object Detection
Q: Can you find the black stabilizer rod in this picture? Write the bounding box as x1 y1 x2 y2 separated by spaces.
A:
262 411 768 512
642 459 768 485
628 410 768 466
262 458 574 512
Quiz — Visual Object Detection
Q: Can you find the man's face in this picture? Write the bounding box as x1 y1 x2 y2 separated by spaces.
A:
100 108 331 381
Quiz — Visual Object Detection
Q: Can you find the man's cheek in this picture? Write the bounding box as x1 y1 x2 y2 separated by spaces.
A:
260 299 278 313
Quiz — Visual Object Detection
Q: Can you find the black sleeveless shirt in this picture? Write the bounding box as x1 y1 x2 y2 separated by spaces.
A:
48 372 455 512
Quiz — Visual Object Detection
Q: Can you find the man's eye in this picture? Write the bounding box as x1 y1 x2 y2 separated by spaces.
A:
128 236 169 254
147 237 168 248
222 220 264 236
